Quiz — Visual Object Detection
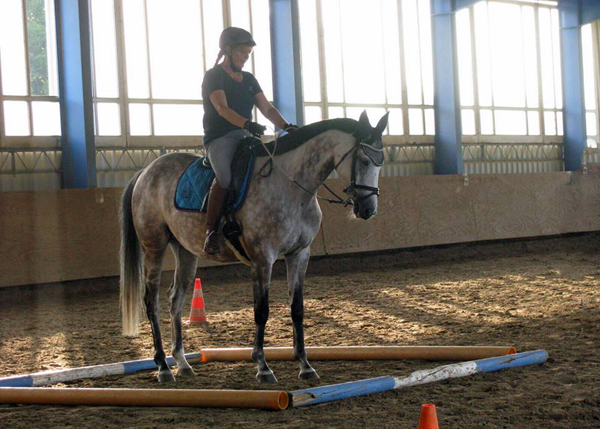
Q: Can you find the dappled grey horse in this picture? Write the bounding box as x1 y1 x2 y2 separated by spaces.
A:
120 111 389 383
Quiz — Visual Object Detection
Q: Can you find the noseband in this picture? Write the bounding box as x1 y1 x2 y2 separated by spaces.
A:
334 136 384 206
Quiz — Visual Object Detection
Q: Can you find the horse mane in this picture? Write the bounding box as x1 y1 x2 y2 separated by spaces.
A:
255 118 358 157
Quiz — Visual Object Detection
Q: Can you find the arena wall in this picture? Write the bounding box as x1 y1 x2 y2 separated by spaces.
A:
1 167 599 288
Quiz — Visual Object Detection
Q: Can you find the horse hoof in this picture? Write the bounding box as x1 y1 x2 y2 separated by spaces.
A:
177 367 196 378
299 368 320 381
256 370 278 384
157 371 176 383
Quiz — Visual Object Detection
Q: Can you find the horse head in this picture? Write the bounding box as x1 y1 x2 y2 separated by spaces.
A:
335 110 388 220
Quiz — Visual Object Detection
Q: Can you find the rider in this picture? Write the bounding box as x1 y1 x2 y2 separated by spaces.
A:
202 27 297 254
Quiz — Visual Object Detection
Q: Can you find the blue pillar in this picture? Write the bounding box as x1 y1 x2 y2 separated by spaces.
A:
269 0 304 126
559 0 586 171
55 0 96 188
431 0 463 174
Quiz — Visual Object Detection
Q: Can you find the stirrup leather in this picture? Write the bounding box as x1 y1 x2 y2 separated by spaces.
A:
203 230 220 254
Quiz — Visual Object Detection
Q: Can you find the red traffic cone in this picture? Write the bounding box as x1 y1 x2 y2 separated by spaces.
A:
188 278 207 325
418 404 439 429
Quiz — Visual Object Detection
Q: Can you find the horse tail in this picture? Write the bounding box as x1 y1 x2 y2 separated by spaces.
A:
120 170 144 337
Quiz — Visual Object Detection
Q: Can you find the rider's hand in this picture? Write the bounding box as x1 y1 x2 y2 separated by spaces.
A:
244 120 267 136
283 123 299 133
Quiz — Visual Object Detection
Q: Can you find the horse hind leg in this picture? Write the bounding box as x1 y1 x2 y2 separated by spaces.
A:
142 245 175 383
168 242 198 378
285 248 319 381
251 259 277 383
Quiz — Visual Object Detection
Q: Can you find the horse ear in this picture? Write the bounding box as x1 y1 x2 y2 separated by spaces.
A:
357 110 371 138
374 112 390 136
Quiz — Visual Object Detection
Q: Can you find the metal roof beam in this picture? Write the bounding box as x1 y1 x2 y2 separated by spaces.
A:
455 0 482 11
580 0 600 25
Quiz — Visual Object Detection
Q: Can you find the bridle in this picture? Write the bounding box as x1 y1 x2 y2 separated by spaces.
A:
332 135 384 206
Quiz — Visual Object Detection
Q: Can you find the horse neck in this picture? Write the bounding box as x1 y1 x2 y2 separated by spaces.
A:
275 129 355 195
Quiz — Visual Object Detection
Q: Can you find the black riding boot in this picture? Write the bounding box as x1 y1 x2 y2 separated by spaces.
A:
204 180 228 254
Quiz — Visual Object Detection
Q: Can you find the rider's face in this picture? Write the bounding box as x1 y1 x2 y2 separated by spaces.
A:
229 45 253 70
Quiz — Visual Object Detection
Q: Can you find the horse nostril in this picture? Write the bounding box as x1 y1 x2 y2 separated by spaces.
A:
363 208 373 219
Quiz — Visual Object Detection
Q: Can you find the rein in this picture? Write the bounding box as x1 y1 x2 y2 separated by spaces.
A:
256 128 383 206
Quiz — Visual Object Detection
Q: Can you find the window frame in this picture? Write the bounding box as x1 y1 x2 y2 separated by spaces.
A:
91 0 275 149
0 0 61 149
458 0 563 145
300 0 436 145
92 0 213 148
584 21 600 148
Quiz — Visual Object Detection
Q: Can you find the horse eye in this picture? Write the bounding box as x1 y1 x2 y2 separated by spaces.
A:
360 159 370 167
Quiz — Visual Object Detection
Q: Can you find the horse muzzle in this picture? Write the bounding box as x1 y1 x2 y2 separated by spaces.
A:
345 184 380 220
354 201 377 220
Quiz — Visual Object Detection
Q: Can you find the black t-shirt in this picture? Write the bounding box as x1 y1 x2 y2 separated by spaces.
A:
202 66 263 145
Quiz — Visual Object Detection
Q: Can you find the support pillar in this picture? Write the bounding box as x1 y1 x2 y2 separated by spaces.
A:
269 0 304 126
559 0 587 171
55 0 96 188
431 0 463 174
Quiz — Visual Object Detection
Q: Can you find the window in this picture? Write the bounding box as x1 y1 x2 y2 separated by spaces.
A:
456 0 562 143
298 0 435 143
582 23 599 149
0 0 61 144
90 0 274 146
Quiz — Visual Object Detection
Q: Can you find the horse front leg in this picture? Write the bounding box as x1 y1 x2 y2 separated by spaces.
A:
142 247 174 382
285 247 320 380
168 242 198 378
251 259 277 383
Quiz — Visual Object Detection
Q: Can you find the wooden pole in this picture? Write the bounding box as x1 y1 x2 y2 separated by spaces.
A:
198 346 517 363
0 387 289 410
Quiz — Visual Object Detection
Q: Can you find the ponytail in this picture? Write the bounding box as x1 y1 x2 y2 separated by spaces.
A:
214 49 225 66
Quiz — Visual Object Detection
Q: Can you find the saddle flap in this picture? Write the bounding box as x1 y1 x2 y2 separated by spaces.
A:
228 136 261 212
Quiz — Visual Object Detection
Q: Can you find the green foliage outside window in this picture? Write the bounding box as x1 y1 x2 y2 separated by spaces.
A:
27 0 49 96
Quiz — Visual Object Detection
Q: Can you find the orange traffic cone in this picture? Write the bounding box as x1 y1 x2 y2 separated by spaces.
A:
188 278 207 325
418 404 439 429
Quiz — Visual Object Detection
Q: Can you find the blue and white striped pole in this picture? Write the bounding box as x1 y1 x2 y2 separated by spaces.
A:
0 353 203 387
290 350 548 407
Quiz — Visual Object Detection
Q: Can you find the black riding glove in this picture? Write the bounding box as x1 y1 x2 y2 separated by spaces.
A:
283 123 299 133
244 120 267 136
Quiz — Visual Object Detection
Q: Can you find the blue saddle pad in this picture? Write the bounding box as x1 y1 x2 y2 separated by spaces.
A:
175 158 215 212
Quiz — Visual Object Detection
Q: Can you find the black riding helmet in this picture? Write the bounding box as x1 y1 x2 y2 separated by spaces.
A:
219 27 256 51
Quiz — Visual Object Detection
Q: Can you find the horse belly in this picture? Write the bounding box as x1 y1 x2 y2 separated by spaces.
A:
166 211 206 254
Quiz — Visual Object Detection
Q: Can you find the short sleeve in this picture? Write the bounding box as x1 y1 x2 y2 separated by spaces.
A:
202 68 226 96
244 72 263 96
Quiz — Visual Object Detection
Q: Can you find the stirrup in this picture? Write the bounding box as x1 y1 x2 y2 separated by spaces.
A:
203 230 220 254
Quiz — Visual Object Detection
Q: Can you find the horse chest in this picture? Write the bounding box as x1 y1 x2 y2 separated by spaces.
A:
280 202 321 247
